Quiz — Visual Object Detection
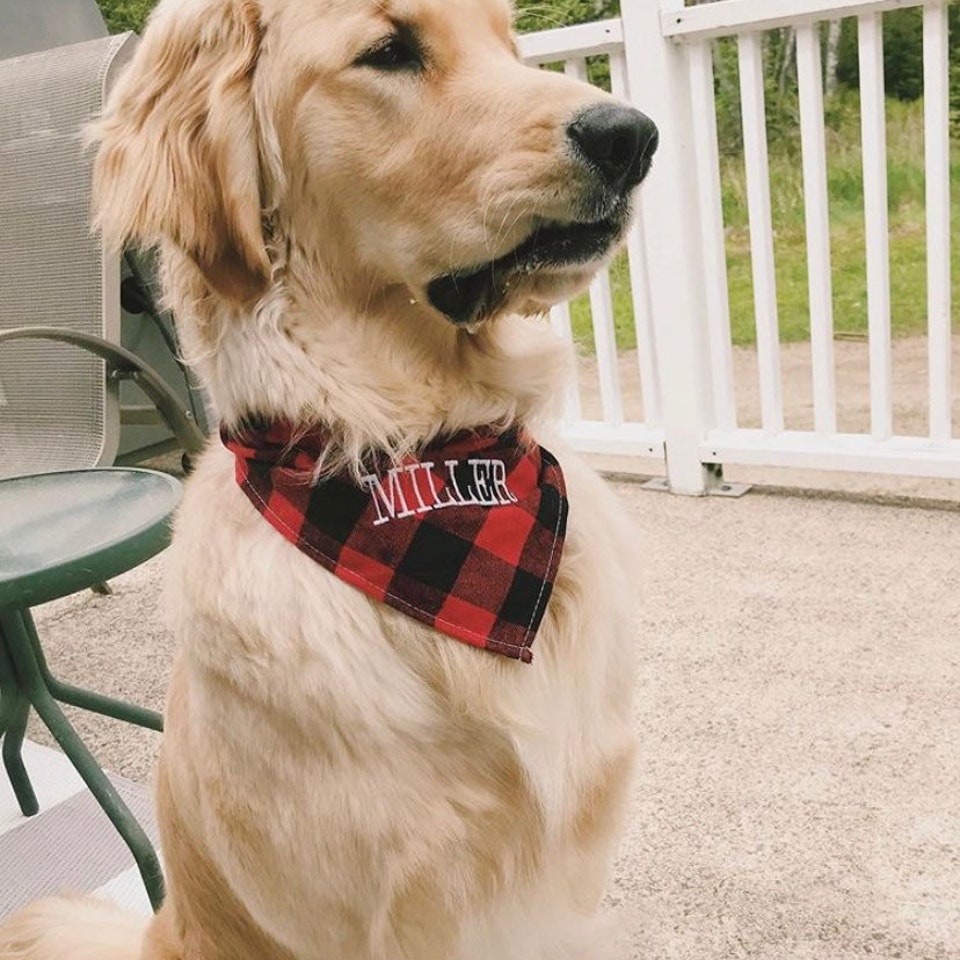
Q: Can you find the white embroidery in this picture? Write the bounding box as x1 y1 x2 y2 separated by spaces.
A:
404 462 434 513
360 468 418 526
490 459 518 504
362 458 516 525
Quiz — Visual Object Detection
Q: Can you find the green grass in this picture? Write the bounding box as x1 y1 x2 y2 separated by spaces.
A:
571 96 960 349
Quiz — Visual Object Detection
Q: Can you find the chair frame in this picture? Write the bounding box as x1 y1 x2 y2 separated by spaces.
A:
0 326 206 459
0 609 165 910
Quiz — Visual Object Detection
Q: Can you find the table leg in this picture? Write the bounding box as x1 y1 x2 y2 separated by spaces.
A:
0 610 165 911
20 610 163 733
0 628 39 816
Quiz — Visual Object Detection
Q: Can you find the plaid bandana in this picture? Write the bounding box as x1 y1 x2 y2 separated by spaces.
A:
222 423 568 663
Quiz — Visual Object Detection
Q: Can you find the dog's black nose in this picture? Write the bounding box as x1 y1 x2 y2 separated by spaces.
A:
567 105 659 188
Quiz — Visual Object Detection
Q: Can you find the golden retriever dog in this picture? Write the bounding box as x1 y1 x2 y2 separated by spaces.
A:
0 0 657 957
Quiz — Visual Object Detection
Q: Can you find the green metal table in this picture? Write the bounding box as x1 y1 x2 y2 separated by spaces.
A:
0 468 182 911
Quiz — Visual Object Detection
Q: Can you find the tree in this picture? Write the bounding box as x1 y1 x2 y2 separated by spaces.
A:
837 7 934 103
95 0 155 33
824 19 842 95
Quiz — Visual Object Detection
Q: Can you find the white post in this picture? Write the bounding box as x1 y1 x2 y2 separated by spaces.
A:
611 49 663 426
738 31 784 435
858 12 893 441
565 57 625 428
923 0 951 442
549 302 582 423
689 40 737 433
620 0 716 495
796 22 837 436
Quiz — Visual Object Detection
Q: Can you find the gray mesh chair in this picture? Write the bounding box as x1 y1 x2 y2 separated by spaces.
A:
0 33 205 476
0 0 110 61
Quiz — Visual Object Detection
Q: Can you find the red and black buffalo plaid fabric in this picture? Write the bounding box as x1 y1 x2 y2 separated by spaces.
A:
222 422 568 662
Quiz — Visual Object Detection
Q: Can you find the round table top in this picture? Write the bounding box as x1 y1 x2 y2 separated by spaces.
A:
0 468 182 609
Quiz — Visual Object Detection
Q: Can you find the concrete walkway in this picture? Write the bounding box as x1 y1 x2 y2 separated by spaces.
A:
22 477 960 959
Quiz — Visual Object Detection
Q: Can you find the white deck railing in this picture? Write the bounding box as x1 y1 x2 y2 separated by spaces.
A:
521 0 957 493
518 20 664 461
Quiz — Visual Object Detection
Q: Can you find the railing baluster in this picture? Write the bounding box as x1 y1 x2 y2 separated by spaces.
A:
608 48 629 102
610 48 662 426
738 31 784 434
624 219 661 426
858 12 893 441
564 57 625 427
690 39 737 432
563 56 588 83
923 0 952 441
549 302 582 424
796 22 837 436
587 269 626 427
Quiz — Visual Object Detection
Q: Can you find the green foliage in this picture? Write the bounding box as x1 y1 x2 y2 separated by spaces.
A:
719 96 959 344
711 31 805 157
952 56 960 137
711 37 743 155
835 6 960 130
95 0 155 33
836 9 924 102
513 0 618 33
514 0 619 89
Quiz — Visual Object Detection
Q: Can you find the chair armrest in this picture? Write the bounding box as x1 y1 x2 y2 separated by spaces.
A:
0 326 206 456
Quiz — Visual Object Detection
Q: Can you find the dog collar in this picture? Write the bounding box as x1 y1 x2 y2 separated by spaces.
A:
221 423 568 663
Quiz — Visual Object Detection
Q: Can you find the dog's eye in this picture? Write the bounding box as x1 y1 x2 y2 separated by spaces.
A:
356 35 423 72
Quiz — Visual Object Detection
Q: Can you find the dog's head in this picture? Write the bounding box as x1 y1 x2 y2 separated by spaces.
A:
92 0 657 329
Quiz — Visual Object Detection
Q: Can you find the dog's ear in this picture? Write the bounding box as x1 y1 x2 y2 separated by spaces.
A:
91 0 270 303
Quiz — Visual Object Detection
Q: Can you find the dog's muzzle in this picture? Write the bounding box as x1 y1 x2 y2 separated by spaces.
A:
427 107 659 328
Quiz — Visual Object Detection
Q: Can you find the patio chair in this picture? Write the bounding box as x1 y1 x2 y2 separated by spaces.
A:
0 32 207 478
0 33 204 911
0 0 110 61
2 0 214 466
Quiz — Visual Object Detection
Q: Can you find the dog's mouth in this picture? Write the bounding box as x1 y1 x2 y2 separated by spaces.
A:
426 208 630 328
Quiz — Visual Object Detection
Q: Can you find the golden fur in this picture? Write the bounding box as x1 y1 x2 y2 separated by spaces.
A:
0 0 648 957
